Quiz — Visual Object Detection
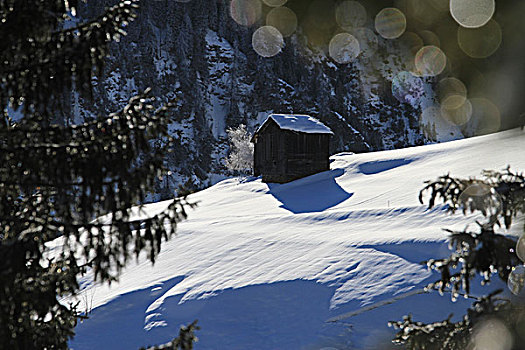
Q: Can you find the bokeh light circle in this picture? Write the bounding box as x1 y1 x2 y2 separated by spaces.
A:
437 77 467 109
350 27 378 59
442 95 468 111
418 30 441 48
460 182 491 197
252 26 284 57
458 182 502 223
457 19 502 58
262 0 287 7
266 6 297 37
450 0 495 28
391 71 424 104
329 33 360 64
508 265 525 296
469 98 501 135
375 8 406 40
472 318 514 350
336 1 367 29
396 35 420 76
400 32 423 55
230 0 263 27
517 235 525 264
441 98 473 126
414 45 447 77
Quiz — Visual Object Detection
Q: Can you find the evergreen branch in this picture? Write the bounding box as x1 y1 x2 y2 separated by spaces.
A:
0 0 139 116
1 1 138 75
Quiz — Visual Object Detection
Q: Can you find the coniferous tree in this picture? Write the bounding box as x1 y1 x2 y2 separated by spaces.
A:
390 168 525 349
141 320 199 350
0 1 186 348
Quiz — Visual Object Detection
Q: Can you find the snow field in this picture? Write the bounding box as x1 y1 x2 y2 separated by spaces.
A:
70 129 525 349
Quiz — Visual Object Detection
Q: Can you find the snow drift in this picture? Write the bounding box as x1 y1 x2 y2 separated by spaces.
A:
69 129 525 349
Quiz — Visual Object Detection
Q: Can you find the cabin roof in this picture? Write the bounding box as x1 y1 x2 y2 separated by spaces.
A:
256 114 334 135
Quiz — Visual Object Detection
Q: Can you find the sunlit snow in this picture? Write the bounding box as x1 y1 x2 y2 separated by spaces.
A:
67 129 525 349
258 114 334 135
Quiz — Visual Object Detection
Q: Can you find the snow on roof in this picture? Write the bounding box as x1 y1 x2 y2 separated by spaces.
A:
257 114 333 135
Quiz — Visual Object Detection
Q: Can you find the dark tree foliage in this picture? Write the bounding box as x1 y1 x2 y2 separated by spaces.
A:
390 290 515 349
390 168 525 349
1 0 135 117
0 1 186 348
141 320 200 350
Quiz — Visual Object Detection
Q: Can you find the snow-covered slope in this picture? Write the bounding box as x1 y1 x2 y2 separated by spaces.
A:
69 129 525 349
75 0 445 193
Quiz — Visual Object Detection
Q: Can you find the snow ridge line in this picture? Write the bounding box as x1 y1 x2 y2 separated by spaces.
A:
326 288 428 323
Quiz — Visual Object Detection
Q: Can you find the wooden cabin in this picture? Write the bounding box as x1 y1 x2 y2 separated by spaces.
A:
251 114 333 183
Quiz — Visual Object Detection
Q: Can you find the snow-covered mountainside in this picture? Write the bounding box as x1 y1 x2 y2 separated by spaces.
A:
66 0 465 194
66 129 525 349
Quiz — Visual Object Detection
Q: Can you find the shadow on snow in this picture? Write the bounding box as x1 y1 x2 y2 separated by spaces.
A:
267 169 353 214
70 279 339 350
70 243 482 349
357 158 414 175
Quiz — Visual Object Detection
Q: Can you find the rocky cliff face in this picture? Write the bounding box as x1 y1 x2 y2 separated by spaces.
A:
71 0 459 196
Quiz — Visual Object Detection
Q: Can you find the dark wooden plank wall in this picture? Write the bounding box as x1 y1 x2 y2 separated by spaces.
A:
254 119 331 183
285 132 329 178
254 120 285 177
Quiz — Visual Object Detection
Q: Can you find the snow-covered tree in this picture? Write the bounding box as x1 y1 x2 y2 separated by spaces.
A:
224 124 254 174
